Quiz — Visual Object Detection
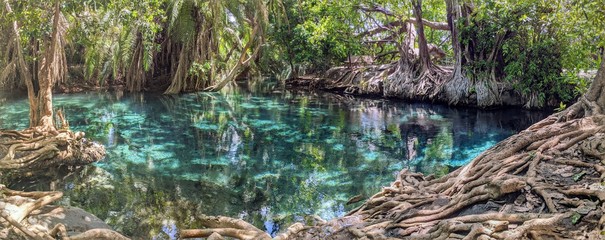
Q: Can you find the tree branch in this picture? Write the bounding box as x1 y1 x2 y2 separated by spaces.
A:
405 18 449 31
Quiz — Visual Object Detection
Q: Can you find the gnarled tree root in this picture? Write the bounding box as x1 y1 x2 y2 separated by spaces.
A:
283 110 605 239
0 129 105 175
179 215 271 240
0 186 129 240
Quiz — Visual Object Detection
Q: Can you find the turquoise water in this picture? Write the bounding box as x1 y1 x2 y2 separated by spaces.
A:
0 84 549 238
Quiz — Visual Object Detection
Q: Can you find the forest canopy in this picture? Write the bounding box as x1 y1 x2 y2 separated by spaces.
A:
0 0 603 105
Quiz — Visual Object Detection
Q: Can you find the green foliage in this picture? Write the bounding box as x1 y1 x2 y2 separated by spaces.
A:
572 171 586 182
65 0 166 83
188 61 211 77
554 101 566 112
503 38 569 104
423 127 453 162
267 0 364 71
2 0 603 96
458 0 593 107
168 0 197 43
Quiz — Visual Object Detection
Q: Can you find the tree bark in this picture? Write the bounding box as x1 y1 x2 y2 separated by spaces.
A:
446 0 462 69
443 0 472 105
584 53 605 111
412 0 432 71
33 0 65 131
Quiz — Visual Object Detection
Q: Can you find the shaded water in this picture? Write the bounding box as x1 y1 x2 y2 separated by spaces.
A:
0 83 549 238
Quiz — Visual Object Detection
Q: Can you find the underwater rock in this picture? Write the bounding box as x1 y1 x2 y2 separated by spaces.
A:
27 205 112 236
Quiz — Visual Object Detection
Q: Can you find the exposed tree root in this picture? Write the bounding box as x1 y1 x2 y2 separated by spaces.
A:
0 186 129 240
286 58 533 108
179 215 271 240
280 100 605 239
0 128 115 238
289 59 454 104
0 129 104 175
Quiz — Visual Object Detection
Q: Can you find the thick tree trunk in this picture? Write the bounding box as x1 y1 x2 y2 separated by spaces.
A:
584 56 605 111
446 0 462 71
163 43 190 94
444 0 471 105
32 0 65 131
563 51 605 119
412 0 431 71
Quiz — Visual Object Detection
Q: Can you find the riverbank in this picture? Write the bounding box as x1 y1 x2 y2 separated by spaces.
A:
286 65 592 109
279 112 605 239
0 128 126 239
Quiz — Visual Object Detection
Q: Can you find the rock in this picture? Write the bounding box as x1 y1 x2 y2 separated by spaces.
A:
27 205 111 236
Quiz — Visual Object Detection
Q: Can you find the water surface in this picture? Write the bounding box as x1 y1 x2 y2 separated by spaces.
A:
0 84 549 238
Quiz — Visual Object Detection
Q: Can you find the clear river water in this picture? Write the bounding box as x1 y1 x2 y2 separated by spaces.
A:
0 82 550 239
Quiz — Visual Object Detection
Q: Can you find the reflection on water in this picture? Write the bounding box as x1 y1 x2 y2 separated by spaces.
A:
0 83 550 238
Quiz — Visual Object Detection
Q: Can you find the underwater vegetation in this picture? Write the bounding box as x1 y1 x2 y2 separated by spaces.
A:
0 88 549 238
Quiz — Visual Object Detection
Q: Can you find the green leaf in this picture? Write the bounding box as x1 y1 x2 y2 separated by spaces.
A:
571 212 582 225
572 171 586 182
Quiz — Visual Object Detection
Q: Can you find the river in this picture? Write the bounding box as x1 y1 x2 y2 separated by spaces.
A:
0 82 550 238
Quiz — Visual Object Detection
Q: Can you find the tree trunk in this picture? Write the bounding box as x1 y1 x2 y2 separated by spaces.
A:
204 23 262 92
443 0 471 104
584 55 605 111
412 0 431 71
563 51 605 119
2 0 35 128
32 0 64 132
446 0 462 70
